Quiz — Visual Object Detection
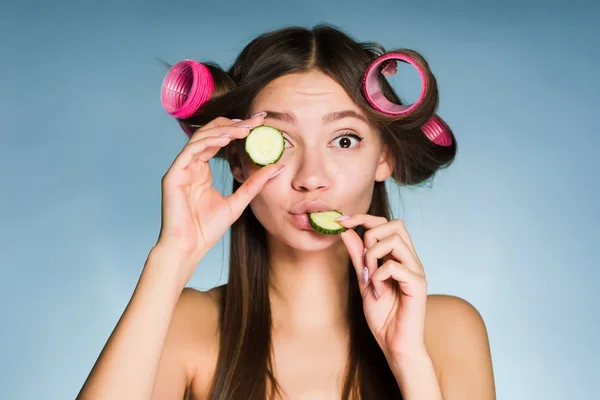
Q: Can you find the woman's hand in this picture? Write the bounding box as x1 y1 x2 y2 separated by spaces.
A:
156 114 284 284
338 214 428 359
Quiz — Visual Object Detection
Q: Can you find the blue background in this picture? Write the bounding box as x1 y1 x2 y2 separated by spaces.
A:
1 0 598 398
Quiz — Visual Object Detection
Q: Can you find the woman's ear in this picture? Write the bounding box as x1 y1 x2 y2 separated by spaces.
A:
375 143 394 182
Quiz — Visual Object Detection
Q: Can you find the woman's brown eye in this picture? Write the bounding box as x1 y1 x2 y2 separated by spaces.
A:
339 137 352 148
331 133 363 148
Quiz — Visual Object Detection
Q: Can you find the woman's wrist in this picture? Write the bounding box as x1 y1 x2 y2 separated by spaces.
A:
144 243 205 292
388 348 444 400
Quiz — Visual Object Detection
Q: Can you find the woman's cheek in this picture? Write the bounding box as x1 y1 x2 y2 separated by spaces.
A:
334 161 378 211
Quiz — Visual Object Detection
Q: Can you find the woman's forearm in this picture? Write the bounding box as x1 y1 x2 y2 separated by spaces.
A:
77 246 188 399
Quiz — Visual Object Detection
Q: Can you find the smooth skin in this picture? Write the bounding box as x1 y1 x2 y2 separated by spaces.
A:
78 70 495 399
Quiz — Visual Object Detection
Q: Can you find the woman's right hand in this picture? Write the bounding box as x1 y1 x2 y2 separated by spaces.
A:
154 113 283 283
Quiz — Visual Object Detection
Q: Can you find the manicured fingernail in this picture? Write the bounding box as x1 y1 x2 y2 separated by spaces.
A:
237 124 252 128
268 165 285 179
220 133 232 137
251 111 267 118
373 288 380 300
231 118 242 122
362 266 368 284
335 215 350 221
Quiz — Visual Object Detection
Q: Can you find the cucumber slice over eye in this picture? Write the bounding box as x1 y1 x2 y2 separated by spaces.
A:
308 210 347 235
245 125 285 166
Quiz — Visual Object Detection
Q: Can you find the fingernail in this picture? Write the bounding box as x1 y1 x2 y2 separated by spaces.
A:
220 133 232 137
362 266 369 284
335 215 350 221
231 118 242 122
373 288 380 300
251 111 267 118
237 124 253 128
268 165 285 180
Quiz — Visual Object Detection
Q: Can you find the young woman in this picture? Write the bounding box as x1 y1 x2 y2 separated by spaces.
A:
78 25 495 399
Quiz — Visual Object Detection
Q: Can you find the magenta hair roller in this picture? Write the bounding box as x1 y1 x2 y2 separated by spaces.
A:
362 52 453 147
363 52 428 116
161 60 215 120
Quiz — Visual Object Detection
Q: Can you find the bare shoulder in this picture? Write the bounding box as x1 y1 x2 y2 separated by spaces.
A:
181 286 223 396
154 285 223 400
424 295 496 399
424 294 491 358
173 286 222 355
425 294 487 334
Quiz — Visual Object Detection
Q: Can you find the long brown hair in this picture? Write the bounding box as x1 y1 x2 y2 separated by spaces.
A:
179 24 457 399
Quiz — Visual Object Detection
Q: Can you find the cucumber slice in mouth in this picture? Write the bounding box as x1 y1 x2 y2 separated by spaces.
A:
245 125 285 166
308 210 347 235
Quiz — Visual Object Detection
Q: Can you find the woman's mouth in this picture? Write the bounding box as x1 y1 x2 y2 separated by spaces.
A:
288 213 314 231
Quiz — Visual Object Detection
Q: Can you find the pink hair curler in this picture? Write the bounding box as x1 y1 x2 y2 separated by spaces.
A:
420 115 452 147
161 60 214 120
362 52 453 147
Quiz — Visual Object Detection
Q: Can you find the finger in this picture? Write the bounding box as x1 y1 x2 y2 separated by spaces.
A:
337 213 388 232
188 116 239 136
338 214 420 264
188 124 252 144
189 113 266 140
202 112 266 132
195 139 230 163
365 234 424 279
170 135 233 172
339 229 369 293
184 125 258 168
370 259 426 300
225 163 285 220
235 111 268 126
190 127 255 163
364 222 421 268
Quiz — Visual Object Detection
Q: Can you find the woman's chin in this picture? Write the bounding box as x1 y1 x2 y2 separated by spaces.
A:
280 228 342 252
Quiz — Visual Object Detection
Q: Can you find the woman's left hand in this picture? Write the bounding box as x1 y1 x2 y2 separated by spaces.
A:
338 214 429 360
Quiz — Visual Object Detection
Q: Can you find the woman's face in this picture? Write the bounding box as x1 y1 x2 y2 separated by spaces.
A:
232 69 393 251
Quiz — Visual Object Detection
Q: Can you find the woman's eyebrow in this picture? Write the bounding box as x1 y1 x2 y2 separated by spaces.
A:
264 110 367 124
265 111 295 123
322 110 367 123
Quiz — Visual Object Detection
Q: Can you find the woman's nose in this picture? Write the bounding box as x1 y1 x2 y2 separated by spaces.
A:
290 150 332 193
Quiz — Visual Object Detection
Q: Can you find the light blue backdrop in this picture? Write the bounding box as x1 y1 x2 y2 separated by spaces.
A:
1 0 598 399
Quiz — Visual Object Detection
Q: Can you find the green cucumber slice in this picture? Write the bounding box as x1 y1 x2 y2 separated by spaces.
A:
245 125 285 166
308 210 347 235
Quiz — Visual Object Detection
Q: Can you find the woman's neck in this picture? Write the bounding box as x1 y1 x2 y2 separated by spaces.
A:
266 235 352 333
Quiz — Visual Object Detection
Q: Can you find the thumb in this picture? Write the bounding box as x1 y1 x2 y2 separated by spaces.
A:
226 164 285 220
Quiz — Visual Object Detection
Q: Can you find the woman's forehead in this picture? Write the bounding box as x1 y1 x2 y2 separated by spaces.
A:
253 71 363 116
